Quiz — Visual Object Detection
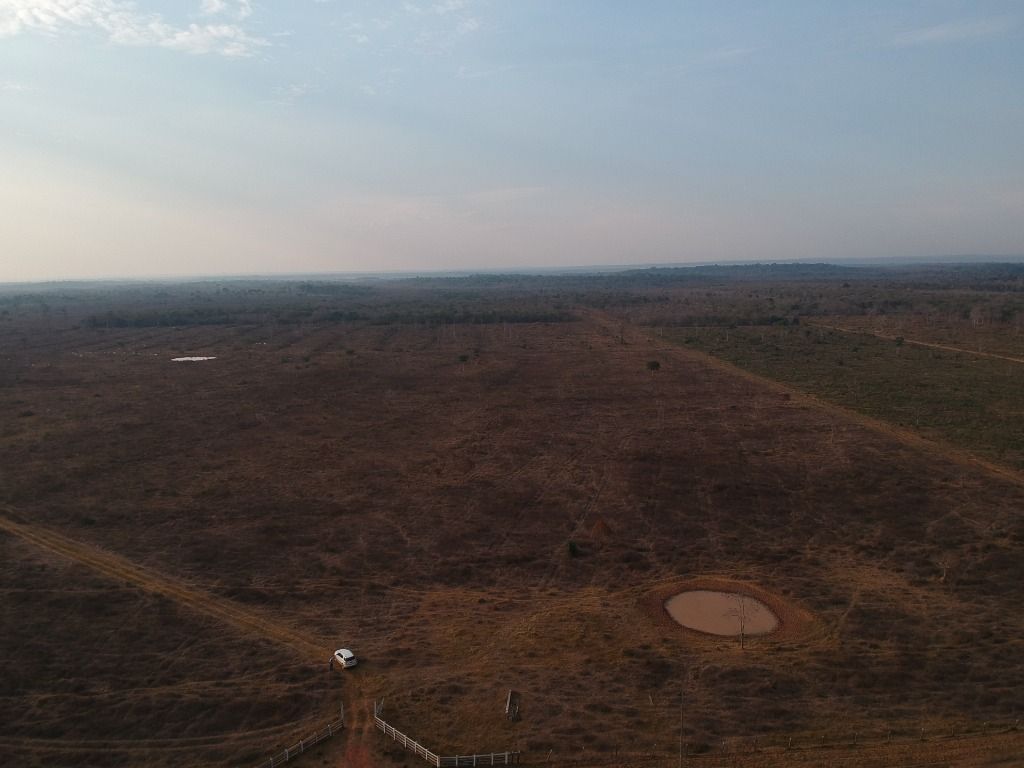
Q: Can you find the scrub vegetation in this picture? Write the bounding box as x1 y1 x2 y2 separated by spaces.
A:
668 324 1024 469
1 263 1023 767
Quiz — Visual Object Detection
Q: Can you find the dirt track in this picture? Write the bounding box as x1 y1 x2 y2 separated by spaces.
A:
0 506 370 764
0 507 326 662
592 313 1024 489
805 320 1024 366
4 307 1024 767
0 720 311 754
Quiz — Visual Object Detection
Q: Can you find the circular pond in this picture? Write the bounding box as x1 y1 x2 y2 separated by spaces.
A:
665 590 779 636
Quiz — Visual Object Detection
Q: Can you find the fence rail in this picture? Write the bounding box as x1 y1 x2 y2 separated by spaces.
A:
374 712 519 767
254 719 344 768
438 755 520 767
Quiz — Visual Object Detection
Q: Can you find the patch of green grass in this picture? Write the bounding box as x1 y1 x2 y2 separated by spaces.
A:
669 325 1024 469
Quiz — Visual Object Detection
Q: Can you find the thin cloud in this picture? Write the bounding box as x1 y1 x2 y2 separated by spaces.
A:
200 0 252 21
667 45 759 78
892 17 1016 47
343 0 480 54
456 63 514 80
264 81 314 106
0 1 268 57
200 0 227 14
454 16 478 35
431 0 469 15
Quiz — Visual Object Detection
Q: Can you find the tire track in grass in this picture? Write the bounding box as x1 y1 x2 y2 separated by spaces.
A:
0 506 359 761
805 320 1024 365
0 508 327 662
583 311 1024 490
0 720 316 753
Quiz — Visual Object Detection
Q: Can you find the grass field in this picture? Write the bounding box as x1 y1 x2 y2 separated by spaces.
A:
2 271 1023 766
665 324 1024 470
814 314 1024 361
0 534 335 767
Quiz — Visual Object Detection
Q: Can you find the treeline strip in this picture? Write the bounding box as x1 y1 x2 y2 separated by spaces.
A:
85 308 577 328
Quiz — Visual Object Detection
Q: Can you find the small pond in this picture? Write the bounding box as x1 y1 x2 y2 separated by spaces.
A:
665 590 779 636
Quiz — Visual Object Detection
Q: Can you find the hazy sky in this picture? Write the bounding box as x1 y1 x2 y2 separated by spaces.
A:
2 1 1023 281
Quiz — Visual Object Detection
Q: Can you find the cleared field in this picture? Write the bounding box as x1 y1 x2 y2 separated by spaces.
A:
818 314 1024 362
666 324 1024 470
2 275 1023 766
0 535 334 768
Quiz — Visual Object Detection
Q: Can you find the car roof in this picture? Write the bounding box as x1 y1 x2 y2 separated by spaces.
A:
335 648 354 657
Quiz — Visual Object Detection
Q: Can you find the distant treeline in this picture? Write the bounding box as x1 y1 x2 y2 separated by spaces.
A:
399 262 1024 292
655 315 801 327
35 261 1024 332
329 308 576 325
85 309 241 328
611 263 865 283
85 306 576 328
401 263 868 291
295 281 376 296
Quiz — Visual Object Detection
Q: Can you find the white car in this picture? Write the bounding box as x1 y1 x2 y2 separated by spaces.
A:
333 648 358 669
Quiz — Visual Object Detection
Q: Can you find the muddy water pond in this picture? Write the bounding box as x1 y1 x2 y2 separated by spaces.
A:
665 590 778 636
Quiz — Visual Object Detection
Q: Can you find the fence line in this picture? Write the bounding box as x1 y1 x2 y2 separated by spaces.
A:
254 718 344 768
374 703 519 767
253 705 1018 768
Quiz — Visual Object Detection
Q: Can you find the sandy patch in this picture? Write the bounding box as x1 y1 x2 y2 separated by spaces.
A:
643 577 818 645
665 589 779 636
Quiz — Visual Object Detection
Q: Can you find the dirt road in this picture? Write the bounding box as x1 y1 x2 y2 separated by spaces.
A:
586 312 1024 490
0 507 327 661
805 320 1024 365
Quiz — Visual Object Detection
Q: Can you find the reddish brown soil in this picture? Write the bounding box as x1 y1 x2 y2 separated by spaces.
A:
643 577 818 646
2 294 1023 766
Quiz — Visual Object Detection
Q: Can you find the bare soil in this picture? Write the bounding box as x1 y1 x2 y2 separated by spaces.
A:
2 280 1023 766
665 591 778 636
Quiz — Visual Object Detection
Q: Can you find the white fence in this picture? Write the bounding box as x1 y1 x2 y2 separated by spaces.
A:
373 705 519 767
254 719 344 768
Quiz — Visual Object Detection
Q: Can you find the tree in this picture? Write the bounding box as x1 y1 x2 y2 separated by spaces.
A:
935 553 959 584
646 360 661 372
726 594 762 649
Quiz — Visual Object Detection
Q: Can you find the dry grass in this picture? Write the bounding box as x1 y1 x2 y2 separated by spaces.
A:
665 322 1024 471
1 283 1023 766
819 314 1024 361
0 537 335 767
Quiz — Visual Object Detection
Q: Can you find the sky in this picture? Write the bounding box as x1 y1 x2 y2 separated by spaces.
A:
1 1 1023 281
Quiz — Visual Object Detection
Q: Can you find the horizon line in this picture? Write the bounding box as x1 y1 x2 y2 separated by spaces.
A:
3 253 1024 288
